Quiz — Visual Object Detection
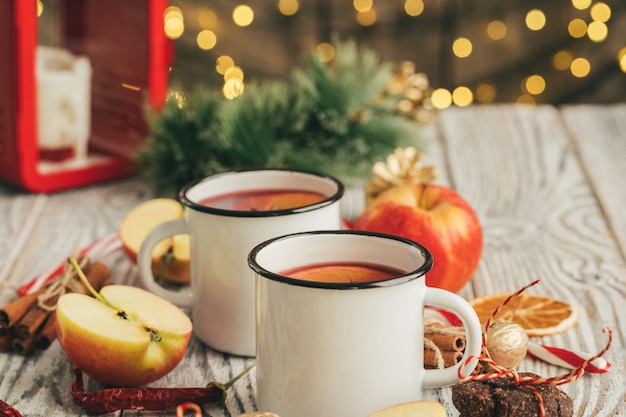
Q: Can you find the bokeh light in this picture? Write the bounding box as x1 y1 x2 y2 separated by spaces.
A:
452 86 473 107
224 66 244 82
197 30 217 50
587 21 608 42
452 37 472 58
620 48 626 73
475 82 497 103
164 6 185 39
570 57 591 77
37 0 44 16
487 20 507 40
278 0 299 16
517 94 536 104
404 0 424 17
553 51 574 71
317 43 335 62
233 5 254 27
223 78 245 100
524 75 546 95
590 3 611 22
198 9 218 29
353 0 373 13
525 9 546 31
431 88 453 109
357 9 377 26
216 55 235 75
571 0 592 10
568 19 587 38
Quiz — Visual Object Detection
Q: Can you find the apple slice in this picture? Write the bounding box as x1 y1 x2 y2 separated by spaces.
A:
56 283 192 387
119 198 190 284
232 191 326 211
368 401 447 417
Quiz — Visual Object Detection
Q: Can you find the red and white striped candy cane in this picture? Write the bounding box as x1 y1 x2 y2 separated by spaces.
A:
17 234 122 296
527 341 610 374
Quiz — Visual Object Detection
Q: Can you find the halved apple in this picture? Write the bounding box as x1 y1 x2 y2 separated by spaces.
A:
368 401 447 417
119 198 190 284
56 284 193 387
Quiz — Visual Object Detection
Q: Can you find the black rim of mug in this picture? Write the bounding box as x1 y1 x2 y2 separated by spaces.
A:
178 168 345 218
248 230 434 290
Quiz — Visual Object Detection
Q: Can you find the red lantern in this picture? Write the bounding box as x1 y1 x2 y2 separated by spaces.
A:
0 0 171 192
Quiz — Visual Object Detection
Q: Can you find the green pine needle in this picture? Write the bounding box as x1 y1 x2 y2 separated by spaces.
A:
136 38 427 194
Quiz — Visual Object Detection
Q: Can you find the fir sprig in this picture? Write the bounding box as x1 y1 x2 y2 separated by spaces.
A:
136 38 427 195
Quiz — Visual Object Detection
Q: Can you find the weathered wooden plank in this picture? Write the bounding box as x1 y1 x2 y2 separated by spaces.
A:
435 104 625 417
561 104 626 259
0 177 262 416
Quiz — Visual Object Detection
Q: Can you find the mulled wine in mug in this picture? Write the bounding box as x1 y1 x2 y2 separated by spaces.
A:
248 230 483 417
138 169 344 357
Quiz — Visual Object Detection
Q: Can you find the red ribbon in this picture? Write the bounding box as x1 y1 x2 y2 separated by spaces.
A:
457 280 613 417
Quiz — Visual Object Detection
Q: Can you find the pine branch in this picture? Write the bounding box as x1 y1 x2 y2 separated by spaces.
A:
136 38 428 194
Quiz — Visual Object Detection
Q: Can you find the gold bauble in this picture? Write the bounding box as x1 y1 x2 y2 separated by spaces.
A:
485 319 529 370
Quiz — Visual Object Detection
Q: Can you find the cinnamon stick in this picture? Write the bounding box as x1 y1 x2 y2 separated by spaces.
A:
0 328 12 353
12 334 37 356
424 332 466 352
472 361 485 376
12 307 53 340
0 292 39 328
0 260 110 355
34 312 58 351
424 349 464 369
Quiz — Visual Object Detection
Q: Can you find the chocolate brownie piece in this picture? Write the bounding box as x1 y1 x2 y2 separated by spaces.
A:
452 373 573 417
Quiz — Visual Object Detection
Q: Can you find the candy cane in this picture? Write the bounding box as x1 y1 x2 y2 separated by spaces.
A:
527 342 610 374
17 234 122 296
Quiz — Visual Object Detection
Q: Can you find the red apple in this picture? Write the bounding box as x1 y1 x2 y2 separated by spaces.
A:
354 184 482 293
56 284 193 387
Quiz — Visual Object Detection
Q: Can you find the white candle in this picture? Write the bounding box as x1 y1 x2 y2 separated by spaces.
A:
36 46 92 162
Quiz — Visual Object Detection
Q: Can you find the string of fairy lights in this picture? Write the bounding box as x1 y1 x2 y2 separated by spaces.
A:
36 0 626 107
159 0 625 107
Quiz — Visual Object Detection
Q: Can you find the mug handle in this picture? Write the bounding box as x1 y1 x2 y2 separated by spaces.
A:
422 287 482 388
138 218 193 308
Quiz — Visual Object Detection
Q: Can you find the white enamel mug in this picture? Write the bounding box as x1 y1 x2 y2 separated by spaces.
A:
248 230 482 417
138 169 344 357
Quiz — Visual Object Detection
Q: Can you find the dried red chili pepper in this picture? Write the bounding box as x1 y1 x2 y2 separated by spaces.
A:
71 364 254 415
0 399 23 417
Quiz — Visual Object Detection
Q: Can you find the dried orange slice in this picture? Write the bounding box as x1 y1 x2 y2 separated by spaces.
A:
470 293 579 336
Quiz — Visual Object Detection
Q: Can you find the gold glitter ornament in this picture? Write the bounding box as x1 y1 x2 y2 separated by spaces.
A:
364 147 437 203
485 319 529 370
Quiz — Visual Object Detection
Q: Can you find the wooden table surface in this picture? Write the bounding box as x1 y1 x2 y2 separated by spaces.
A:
1 104 625 416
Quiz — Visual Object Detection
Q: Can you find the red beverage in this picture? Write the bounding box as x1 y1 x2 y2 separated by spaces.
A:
281 262 405 284
199 189 327 211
